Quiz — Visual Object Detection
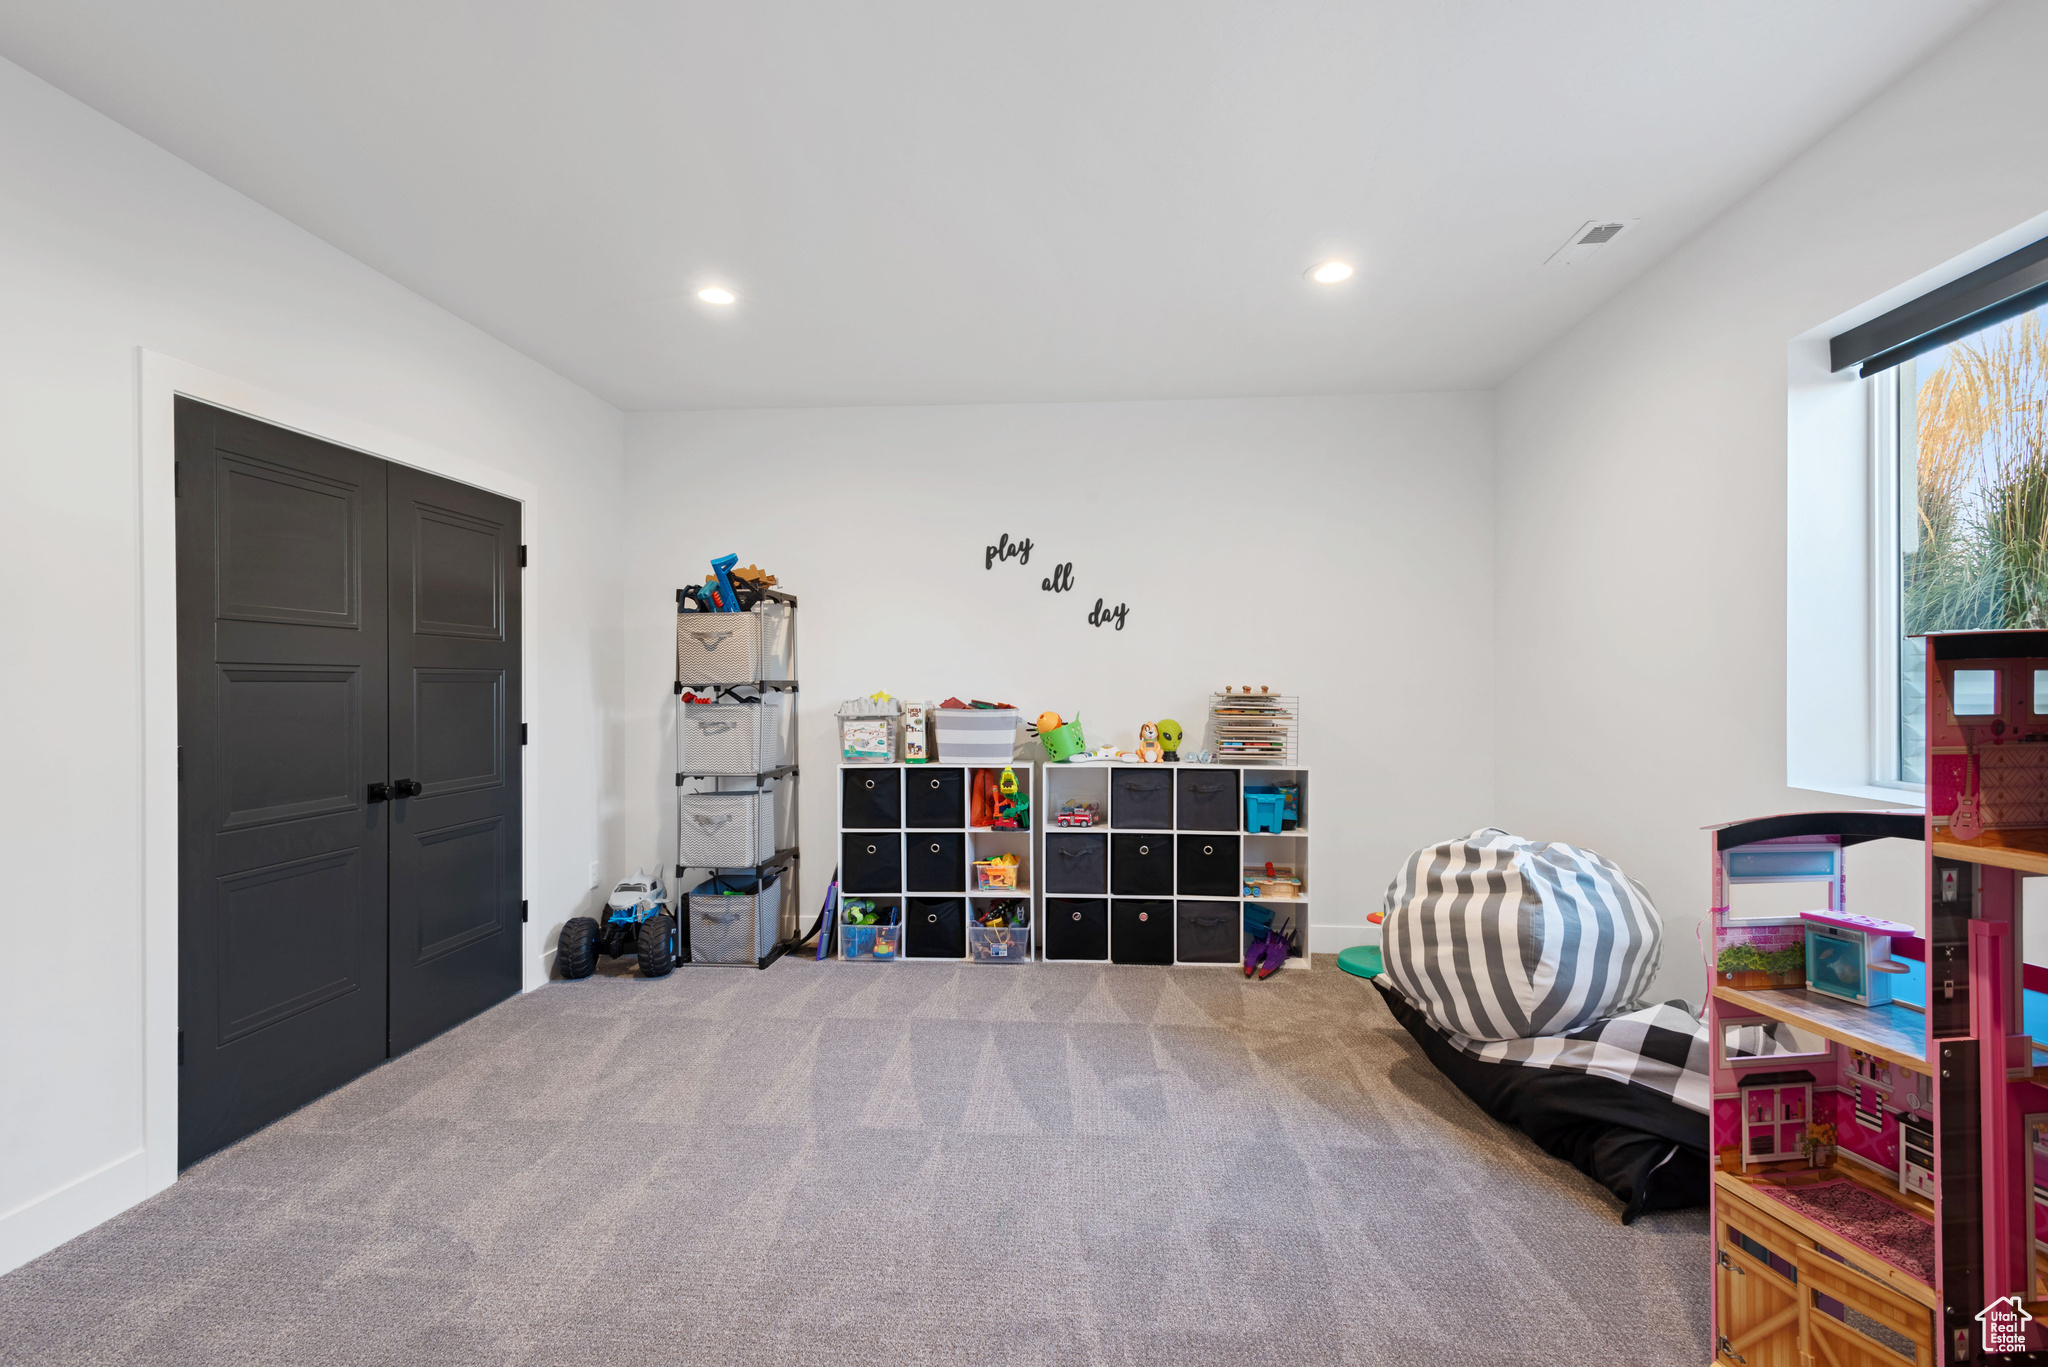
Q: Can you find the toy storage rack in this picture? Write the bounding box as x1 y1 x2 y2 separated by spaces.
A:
674 587 800 969
1038 762 1309 969
836 762 1037 962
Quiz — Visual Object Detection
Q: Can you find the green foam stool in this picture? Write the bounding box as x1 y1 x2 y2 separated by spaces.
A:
1337 944 1382 979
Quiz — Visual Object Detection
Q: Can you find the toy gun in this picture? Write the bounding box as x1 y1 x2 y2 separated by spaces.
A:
708 553 742 612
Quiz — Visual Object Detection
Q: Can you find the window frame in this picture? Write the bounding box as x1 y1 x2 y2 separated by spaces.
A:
1869 365 1921 793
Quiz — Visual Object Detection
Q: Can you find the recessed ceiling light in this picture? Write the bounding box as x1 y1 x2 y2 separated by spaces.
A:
1311 261 1353 284
698 286 736 305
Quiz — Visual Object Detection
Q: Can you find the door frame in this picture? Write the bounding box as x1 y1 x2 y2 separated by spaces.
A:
138 349 543 1198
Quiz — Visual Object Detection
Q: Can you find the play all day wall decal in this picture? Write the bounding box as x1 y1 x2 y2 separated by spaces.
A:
984 531 1129 631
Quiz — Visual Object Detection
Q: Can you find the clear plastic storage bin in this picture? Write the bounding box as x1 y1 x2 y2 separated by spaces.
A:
968 923 1031 963
840 919 902 961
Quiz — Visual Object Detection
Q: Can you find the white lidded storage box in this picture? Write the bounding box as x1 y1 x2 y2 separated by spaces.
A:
680 696 785 775
688 874 781 965
933 706 1021 763
677 788 777 866
675 601 793 687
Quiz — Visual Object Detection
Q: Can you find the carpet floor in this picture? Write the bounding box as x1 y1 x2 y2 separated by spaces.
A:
0 959 1708 1365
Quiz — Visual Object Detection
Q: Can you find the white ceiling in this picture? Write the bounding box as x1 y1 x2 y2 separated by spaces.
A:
0 1 1995 410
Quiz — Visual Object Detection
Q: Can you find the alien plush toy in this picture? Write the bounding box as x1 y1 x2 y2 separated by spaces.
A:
1156 718 1183 763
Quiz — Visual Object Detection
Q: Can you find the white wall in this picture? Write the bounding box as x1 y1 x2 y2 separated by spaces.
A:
1492 0 2048 1004
0 56 626 1274
623 394 1496 951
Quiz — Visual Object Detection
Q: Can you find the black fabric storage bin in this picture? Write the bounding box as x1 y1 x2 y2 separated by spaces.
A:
905 897 966 958
1112 899 1174 965
1177 834 1240 897
842 768 901 829
1111 833 1173 895
1045 833 1108 893
904 767 965 829
842 833 901 893
1177 902 1239 963
1111 768 1172 829
905 832 965 892
1176 769 1240 831
1045 898 1108 960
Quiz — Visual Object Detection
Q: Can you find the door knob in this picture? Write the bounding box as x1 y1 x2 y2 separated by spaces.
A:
392 778 423 798
367 782 392 803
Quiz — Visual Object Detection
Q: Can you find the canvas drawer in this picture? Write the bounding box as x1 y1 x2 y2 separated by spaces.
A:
1111 899 1174 965
1110 768 1173 829
968 922 1031 963
1177 901 1239 964
687 877 780 966
675 610 761 686
1177 834 1240 897
906 833 966 892
1111 833 1173 896
1175 769 1240 831
841 767 901 829
1045 833 1108 893
679 697 783 775
842 833 901 894
905 897 966 958
677 789 775 867
904 767 966 828
1044 898 1109 961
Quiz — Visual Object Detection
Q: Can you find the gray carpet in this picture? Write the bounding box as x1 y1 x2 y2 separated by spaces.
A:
0 959 1708 1365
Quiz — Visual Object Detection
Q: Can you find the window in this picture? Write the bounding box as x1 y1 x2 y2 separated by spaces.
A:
1876 301 2048 784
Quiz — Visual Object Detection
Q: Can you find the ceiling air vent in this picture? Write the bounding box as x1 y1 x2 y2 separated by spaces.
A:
1546 219 1638 267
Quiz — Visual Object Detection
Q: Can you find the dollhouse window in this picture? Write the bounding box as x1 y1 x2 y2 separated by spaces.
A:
2034 670 2048 715
1951 669 1999 718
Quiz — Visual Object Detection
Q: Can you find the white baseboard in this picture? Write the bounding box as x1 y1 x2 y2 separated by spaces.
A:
0 1147 151 1278
1308 922 1377 955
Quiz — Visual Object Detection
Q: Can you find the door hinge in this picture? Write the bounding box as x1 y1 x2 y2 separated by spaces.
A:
519 544 527 568
178 1028 185 1066
521 899 529 924
521 722 528 745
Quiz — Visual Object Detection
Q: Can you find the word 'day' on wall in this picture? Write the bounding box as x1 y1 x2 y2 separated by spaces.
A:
1089 598 1129 631
985 533 1033 569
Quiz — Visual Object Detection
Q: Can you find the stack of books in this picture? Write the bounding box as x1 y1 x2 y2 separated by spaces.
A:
1208 689 1297 765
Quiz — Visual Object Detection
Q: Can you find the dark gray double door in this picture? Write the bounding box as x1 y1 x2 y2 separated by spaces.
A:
176 399 522 1167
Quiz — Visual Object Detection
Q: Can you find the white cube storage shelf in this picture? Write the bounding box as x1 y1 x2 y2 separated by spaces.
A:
1040 762 1309 969
839 762 1308 966
837 762 1036 962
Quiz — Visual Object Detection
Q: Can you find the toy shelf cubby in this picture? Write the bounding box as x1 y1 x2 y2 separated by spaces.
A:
1039 762 1309 970
836 762 1036 962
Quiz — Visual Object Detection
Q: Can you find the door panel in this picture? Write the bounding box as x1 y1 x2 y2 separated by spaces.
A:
178 399 389 1168
1714 1240 1801 1367
414 669 505 793
387 467 522 1054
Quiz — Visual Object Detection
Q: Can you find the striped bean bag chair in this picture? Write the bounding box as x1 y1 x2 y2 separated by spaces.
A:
1379 828 1662 1043
1375 830 1709 1221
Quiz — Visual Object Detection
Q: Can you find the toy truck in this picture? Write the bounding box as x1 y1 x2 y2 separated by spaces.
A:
557 870 677 978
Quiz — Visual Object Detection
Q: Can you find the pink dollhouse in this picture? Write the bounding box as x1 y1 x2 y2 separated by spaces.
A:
1706 629 2048 1366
